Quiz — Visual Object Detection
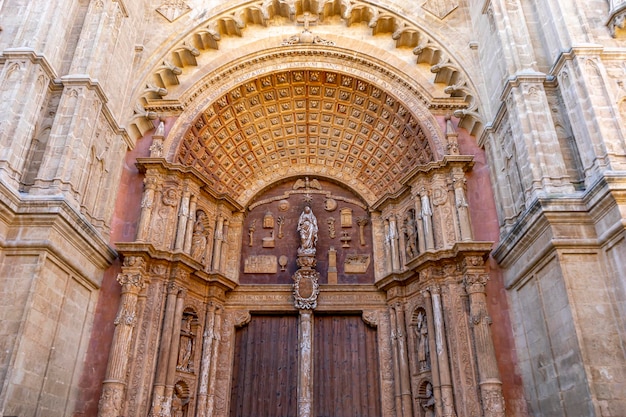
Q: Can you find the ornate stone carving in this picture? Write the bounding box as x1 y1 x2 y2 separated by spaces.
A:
356 216 368 246
243 255 277 273
276 216 285 238
344 254 371 274
327 217 336 239
340 208 353 228
190 210 209 263
297 206 318 256
156 0 191 23
293 268 320 310
362 310 378 328
413 309 430 372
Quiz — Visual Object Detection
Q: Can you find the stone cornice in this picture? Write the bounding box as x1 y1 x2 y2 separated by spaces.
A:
492 173 626 286
60 75 133 149
114 242 238 291
135 158 243 212
0 184 117 286
0 47 59 79
375 241 493 291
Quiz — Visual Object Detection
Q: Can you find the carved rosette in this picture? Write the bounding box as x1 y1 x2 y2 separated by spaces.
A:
293 268 320 310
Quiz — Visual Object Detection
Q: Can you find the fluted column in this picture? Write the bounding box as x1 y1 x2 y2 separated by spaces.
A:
463 258 506 417
393 303 413 417
184 195 198 254
384 219 392 274
98 257 146 417
389 305 402 415
298 310 313 417
163 285 187 406
212 215 224 271
150 282 179 417
429 285 456 417
205 307 223 417
174 186 191 251
423 290 442 417
414 194 426 254
389 215 401 271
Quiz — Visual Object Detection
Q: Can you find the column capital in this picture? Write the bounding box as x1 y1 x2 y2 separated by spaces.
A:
464 273 489 294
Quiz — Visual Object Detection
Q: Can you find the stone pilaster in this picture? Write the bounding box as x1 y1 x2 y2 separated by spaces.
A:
174 185 191 251
392 303 413 417
428 285 457 417
212 214 224 271
463 257 506 417
98 256 146 417
205 306 223 417
149 282 179 417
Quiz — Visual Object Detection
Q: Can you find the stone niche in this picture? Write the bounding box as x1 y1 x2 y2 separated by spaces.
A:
239 177 374 284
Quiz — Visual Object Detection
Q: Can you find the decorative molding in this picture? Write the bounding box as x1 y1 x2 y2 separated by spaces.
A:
156 0 191 22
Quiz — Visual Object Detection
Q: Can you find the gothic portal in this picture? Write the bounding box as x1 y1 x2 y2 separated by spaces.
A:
1 1 626 417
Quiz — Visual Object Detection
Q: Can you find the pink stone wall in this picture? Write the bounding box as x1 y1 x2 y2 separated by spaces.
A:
451 115 529 416
73 118 176 416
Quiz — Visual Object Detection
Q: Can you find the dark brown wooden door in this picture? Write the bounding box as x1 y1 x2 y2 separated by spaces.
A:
314 314 381 417
229 314 299 417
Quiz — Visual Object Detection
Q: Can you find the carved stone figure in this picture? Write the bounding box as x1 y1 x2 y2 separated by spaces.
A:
177 314 194 372
415 310 430 371
404 210 418 259
248 219 256 247
190 211 208 263
421 382 435 417
297 206 318 255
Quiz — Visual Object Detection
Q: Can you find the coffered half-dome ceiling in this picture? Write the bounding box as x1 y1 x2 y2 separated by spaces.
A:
175 69 435 204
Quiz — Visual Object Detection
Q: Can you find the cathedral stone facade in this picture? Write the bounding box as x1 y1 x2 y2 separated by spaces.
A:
1 1 625 416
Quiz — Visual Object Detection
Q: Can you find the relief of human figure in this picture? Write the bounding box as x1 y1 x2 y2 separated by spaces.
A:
297 206 318 255
190 211 208 263
415 310 430 371
421 382 435 417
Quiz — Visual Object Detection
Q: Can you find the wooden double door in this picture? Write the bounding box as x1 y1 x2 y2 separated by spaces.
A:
230 314 381 417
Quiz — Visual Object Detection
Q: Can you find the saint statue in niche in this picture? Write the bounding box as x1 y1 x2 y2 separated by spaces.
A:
415 310 430 371
297 206 318 255
190 210 208 263
421 382 435 417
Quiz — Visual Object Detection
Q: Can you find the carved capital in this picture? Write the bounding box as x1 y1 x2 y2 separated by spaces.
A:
98 384 124 417
481 383 506 417
464 273 489 294
116 272 145 292
463 254 486 269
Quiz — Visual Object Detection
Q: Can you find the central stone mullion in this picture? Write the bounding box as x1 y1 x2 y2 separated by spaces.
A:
292 204 321 417
298 310 314 417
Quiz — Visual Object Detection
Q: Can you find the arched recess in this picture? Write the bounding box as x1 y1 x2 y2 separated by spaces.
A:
128 0 484 142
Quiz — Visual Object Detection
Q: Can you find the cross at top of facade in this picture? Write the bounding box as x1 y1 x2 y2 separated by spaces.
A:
297 12 318 30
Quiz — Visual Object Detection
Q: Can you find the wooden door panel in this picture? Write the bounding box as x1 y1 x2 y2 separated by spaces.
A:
314 315 381 417
230 314 299 417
